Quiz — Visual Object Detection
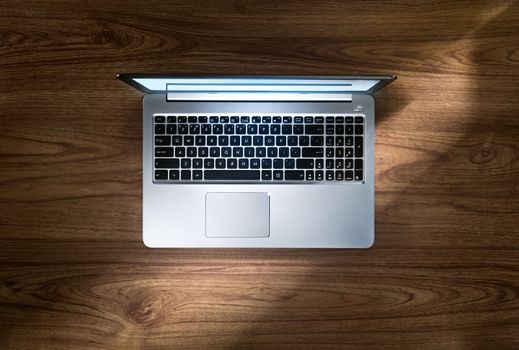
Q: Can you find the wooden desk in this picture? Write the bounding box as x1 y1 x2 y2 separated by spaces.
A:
1 1 518 349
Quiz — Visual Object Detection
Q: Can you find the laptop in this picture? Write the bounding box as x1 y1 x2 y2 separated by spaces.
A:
118 75 396 248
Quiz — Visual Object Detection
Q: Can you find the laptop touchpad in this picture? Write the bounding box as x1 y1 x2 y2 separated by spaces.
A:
205 192 270 238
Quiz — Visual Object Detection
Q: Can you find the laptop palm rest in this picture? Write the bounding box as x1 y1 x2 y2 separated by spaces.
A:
205 192 270 238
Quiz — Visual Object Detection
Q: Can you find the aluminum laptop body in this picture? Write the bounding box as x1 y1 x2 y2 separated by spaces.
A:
118 75 395 248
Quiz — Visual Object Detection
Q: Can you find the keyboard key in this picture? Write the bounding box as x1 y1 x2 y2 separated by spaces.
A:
155 136 170 145
294 116 303 123
306 170 314 180
315 116 324 123
302 147 324 157
181 159 191 168
175 147 185 157
216 158 226 168
259 124 269 134
305 125 324 134
267 147 277 157
345 147 353 157
207 136 217 146
247 125 257 134
345 125 353 134
219 135 229 146
201 124 211 134
224 124 234 134
209 116 218 123
345 116 353 123
326 148 334 157
305 116 313 123
355 116 364 123
202 170 259 181
193 170 203 180
299 136 309 146
184 136 194 145
193 159 203 168
294 125 304 134
296 159 314 169
336 116 344 123
155 115 165 123
242 136 252 146
288 136 298 146
244 147 254 157
336 148 344 158
220 116 229 123
326 159 334 169
195 136 205 146
188 116 197 123
285 170 304 180
326 116 334 123
354 137 363 157
231 116 239 123
262 116 271 123
273 116 282 123
233 147 243 157
282 125 292 134
355 159 363 170
166 125 177 134
213 124 223 134
240 116 250 123
252 116 261 123
273 170 283 180
155 147 173 157
326 171 334 181
355 125 364 134
345 159 353 169
210 147 220 157
222 147 231 157
262 159 272 169
290 147 301 157
336 159 344 169
187 147 196 157
273 159 283 169
262 170 272 180
345 136 353 146
155 170 168 180
167 116 176 123
283 116 292 123
336 171 344 181
155 124 165 134
178 124 188 134
199 116 208 123
270 124 280 134
279 147 289 157
311 136 324 146
256 147 266 157
236 125 246 134
345 170 354 181
326 136 334 146
250 159 260 168
316 159 324 169
355 170 363 181
169 170 179 180
253 136 263 146
265 136 275 146
181 170 191 180
326 125 334 135
227 159 237 169
285 159 295 169
335 136 344 146
204 159 215 168
239 159 249 169
336 125 344 134
316 170 324 181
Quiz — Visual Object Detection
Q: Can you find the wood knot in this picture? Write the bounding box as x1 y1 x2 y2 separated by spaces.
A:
470 147 497 164
125 292 164 325
93 27 115 45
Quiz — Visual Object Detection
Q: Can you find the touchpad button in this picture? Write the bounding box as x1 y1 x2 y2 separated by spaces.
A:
205 192 270 238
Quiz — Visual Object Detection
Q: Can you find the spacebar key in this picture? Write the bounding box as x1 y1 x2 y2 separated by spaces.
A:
204 170 260 180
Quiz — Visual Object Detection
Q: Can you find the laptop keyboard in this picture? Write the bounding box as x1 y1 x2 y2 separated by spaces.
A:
153 114 364 183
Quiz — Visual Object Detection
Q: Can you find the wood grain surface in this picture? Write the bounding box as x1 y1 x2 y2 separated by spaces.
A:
1 1 519 349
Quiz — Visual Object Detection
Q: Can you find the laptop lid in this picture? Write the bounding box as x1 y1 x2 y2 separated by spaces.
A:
117 74 396 101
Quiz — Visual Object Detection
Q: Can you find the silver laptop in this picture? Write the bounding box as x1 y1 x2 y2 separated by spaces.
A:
118 75 395 248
